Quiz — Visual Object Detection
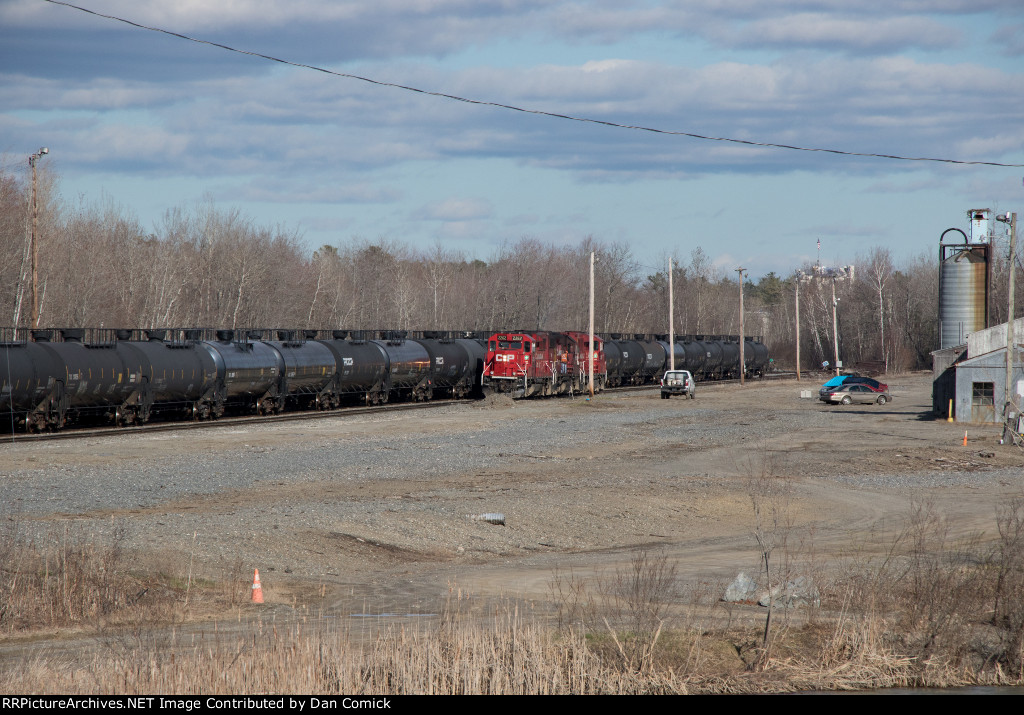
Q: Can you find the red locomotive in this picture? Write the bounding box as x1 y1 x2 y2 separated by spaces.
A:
563 331 607 393
483 331 606 397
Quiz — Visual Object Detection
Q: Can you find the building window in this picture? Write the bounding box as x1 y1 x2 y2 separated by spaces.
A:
972 381 995 423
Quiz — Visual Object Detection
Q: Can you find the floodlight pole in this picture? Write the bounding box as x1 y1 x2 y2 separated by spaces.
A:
28 147 49 329
831 277 840 377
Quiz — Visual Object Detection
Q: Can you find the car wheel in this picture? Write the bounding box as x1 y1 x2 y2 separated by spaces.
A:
841 396 852 405
877 395 887 405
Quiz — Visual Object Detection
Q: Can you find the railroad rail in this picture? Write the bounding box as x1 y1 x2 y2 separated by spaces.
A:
2 371 798 444
2 399 466 444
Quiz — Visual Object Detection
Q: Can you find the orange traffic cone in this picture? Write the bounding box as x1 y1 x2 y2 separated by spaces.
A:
963 431 968 447
251 569 264 604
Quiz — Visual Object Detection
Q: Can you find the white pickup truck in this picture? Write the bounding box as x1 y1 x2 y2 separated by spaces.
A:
660 370 695 399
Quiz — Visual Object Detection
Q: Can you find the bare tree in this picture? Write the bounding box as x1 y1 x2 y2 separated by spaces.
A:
862 247 894 370
745 449 793 668
0 167 29 325
421 240 460 328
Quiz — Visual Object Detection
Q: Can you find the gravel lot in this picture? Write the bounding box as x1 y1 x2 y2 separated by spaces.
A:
3 372 1023 615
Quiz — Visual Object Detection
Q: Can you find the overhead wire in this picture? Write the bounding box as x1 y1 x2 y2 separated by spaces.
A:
40 0 1024 169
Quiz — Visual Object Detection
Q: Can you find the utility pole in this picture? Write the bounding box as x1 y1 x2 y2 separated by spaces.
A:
588 251 595 398
736 267 746 385
668 257 675 371
29 147 49 329
794 273 802 381
997 210 1018 443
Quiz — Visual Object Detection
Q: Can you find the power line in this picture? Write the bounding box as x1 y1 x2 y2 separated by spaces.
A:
42 0 1024 169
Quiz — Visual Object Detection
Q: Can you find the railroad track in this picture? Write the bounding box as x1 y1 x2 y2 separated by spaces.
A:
3 373 797 444
1 398 467 444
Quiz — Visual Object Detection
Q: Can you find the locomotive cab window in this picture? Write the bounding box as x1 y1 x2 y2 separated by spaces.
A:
498 340 522 350
524 341 532 353
489 340 496 352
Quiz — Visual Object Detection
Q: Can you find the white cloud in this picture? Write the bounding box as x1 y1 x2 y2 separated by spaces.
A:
3 0 1023 278
232 180 403 204
414 197 494 221
7 49 1021 184
708 13 960 52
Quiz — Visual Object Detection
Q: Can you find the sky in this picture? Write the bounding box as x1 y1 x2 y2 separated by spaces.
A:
2 0 1023 280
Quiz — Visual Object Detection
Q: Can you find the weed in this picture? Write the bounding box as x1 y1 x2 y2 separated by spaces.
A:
743 445 795 666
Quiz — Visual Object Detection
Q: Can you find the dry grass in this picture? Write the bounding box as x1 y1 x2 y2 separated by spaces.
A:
2 598 694 695
0 519 187 634
820 498 1024 685
3 501 1024 694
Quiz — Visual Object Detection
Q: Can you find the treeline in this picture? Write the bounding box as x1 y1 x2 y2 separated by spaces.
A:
4 165 1016 372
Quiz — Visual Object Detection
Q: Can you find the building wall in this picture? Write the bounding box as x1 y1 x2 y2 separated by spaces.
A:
967 317 1024 358
954 348 1024 423
931 345 965 416
934 368 957 417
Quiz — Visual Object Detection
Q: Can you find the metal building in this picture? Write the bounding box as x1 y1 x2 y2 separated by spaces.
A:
954 346 1024 425
933 316 1024 424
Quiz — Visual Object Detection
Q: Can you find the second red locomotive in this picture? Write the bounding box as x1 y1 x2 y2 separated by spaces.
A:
483 331 606 398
